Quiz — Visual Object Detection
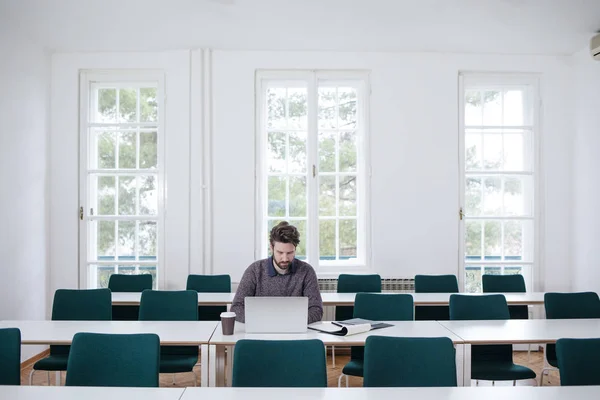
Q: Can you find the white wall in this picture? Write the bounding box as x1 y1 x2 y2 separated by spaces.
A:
212 50 573 291
49 49 574 296
0 23 50 360
571 49 600 292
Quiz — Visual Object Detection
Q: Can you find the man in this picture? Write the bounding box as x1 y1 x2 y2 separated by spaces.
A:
230 221 323 324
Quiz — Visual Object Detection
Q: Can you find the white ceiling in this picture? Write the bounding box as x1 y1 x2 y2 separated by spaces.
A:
1 0 599 54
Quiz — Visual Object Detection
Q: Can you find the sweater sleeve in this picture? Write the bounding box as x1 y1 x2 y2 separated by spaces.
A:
230 263 258 323
302 265 324 324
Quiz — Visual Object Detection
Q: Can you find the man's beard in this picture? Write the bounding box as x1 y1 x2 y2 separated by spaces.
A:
274 258 291 269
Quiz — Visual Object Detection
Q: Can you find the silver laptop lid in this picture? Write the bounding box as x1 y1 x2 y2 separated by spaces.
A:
245 296 308 333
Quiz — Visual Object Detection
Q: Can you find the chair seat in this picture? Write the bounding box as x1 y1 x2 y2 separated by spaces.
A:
341 359 364 377
159 354 198 373
33 355 69 371
472 361 536 381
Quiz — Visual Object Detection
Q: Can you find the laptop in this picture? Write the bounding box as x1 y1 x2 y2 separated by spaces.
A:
245 296 308 333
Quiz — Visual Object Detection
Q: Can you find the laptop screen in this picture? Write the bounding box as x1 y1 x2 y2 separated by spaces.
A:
245 296 309 333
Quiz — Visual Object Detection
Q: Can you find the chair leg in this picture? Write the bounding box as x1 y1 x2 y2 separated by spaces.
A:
338 374 349 387
492 381 495 386
332 346 335 367
527 344 531 363
55 371 60 386
192 370 199 387
513 380 516 386
28 370 35 386
172 374 176 385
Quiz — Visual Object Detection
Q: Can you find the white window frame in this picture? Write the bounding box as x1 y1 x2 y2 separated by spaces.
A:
255 70 371 273
458 72 541 292
79 70 166 289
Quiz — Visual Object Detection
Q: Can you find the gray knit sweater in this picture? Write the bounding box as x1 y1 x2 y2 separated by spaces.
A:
230 257 324 324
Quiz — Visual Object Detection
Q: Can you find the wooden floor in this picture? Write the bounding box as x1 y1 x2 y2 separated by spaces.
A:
21 349 560 387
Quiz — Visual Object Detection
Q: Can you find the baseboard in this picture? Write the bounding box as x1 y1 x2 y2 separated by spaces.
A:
20 349 50 370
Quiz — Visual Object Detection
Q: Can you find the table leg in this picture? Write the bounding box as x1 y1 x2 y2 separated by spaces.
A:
214 345 226 387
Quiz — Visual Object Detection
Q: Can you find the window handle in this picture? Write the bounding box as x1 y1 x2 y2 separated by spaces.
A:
79 206 84 220
313 165 316 178
459 207 464 221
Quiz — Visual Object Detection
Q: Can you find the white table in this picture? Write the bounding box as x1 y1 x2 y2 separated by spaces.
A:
112 292 546 307
438 318 600 386
207 321 466 387
0 320 218 387
181 386 600 400
0 386 185 400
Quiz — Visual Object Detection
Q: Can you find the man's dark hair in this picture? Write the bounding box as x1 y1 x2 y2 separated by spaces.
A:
269 221 300 247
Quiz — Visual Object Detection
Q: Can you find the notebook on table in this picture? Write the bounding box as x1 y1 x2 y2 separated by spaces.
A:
308 318 393 336
244 296 308 333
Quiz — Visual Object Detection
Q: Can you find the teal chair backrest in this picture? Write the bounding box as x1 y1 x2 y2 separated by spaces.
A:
336 274 381 321
544 292 600 366
232 339 327 387
51 289 113 358
350 293 414 363
139 290 199 321
364 336 457 387
415 275 459 293
65 332 160 387
556 338 600 386
449 294 512 364
482 274 528 320
414 275 458 321
0 328 21 385
544 292 600 319
109 274 152 321
186 274 231 321
108 274 153 292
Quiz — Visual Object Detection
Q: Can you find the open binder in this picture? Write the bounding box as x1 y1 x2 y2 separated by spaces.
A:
308 318 393 336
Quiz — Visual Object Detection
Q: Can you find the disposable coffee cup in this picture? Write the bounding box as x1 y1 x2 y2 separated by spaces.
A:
220 312 236 335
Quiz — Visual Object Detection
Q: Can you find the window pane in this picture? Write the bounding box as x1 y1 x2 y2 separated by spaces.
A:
465 133 482 170
140 88 157 122
319 176 336 217
118 221 135 258
483 134 502 170
289 176 306 217
318 132 336 172
465 266 482 293
465 221 482 260
97 88 116 123
139 266 157 289
338 87 357 129
503 89 524 126
339 219 357 259
504 267 522 275
504 177 524 216
268 176 286 217
504 221 523 260
483 177 501 216
293 219 307 260
504 133 525 171
97 131 116 169
139 175 157 216
267 88 286 129
319 220 335 259
484 221 501 259
118 176 136 215
339 131 357 172
465 177 481 216
288 132 307 173
97 221 115 259
339 176 357 216
118 132 137 169
482 91 501 126
318 87 337 129
139 131 157 169
288 88 307 129
96 265 115 288
119 88 137 123
464 91 482 126
267 132 286 173
484 266 501 275
98 176 116 215
139 221 157 258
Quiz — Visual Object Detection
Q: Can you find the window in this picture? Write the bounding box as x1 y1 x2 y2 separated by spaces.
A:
256 71 370 270
79 71 165 289
459 74 539 292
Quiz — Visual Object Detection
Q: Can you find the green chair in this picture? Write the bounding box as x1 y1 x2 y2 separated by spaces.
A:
556 338 600 386
339 293 414 387
65 332 160 387
186 274 231 321
232 339 327 387
364 336 457 387
541 292 600 385
449 294 536 384
30 289 112 385
109 274 153 321
333 274 381 367
0 328 21 385
139 289 199 385
414 274 458 321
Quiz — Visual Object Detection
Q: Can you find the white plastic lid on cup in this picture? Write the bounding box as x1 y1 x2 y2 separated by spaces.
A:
220 312 236 318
